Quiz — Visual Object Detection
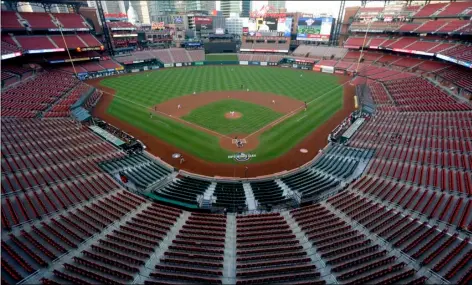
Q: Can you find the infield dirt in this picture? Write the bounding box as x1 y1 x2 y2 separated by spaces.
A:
88 74 355 178
151 91 305 152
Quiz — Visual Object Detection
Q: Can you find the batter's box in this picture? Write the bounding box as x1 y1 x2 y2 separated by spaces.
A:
232 139 247 144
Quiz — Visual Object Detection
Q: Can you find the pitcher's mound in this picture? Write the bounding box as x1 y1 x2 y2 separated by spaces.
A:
225 112 242 119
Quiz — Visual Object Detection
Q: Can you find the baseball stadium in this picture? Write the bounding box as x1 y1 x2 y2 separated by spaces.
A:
1 0 472 285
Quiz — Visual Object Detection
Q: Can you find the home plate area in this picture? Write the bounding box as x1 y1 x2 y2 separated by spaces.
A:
232 138 247 148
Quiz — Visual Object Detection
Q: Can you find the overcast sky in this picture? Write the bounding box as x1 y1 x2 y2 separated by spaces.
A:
216 1 365 17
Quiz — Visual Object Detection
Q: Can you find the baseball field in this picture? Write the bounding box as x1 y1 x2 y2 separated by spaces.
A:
96 66 345 164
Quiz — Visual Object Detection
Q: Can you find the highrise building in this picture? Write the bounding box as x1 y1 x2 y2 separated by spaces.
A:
200 1 216 13
220 0 250 18
127 1 150 24
186 1 216 12
226 13 249 35
268 1 286 10
241 0 250 17
148 0 177 21
87 1 126 15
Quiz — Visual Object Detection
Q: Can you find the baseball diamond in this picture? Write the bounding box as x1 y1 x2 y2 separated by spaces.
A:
89 65 354 175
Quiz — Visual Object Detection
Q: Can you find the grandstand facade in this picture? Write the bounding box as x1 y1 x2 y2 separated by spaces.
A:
1 1 472 285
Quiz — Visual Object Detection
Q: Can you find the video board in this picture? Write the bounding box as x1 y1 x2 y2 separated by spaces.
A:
195 17 213 31
296 17 333 42
246 17 292 37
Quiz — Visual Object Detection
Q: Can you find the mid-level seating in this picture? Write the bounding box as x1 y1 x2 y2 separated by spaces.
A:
145 212 226 284
155 176 211 206
52 202 181 284
372 77 472 112
438 66 472 91
326 192 472 283
1 118 125 228
1 190 146 284
1 71 79 117
236 213 323 285
19 12 56 30
291 203 420 283
51 13 89 30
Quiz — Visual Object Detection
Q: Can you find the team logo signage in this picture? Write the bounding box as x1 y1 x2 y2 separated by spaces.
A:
228 153 256 162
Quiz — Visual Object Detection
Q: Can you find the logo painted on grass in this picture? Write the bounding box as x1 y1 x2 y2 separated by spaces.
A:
228 153 256 162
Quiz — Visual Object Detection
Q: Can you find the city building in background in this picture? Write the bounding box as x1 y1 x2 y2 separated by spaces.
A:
87 1 149 24
148 1 216 22
241 0 250 17
129 1 150 24
186 0 216 13
18 1 69 12
220 0 250 18
87 0 126 15
148 0 176 20
225 13 249 35
268 1 285 11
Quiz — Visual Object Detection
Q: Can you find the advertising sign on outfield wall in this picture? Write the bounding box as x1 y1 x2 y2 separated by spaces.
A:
194 61 204 66
164 63 174 67
240 61 249 65
176 63 183 67
313 66 321 72
249 61 260 65
260 62 268 66
321 66 334 73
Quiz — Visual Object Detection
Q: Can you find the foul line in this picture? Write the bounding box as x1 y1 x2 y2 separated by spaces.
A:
297 115 307 122
94 88 234 140
152 109 234 140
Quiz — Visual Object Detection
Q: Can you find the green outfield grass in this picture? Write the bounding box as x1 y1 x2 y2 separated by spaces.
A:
182 100 283 135
205 54 239 61
101 66 343 163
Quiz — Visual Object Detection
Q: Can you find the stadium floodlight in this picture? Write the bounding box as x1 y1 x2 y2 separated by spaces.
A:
52 18 78 77
355 19 373 74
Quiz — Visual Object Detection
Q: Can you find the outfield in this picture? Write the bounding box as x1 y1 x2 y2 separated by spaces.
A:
100 66 344 163
205 54 239 61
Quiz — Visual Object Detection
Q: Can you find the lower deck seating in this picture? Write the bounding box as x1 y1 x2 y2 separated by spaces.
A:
250 180 290 208
155 176 211 206
100 153 171 189
213 182 246 212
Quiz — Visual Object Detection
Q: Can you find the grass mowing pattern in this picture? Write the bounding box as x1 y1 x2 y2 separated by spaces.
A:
182 100 283 135
205 54 239 61
101 66 343 163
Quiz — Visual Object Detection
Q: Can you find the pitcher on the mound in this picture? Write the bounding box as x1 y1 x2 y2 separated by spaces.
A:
177 104 181 109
